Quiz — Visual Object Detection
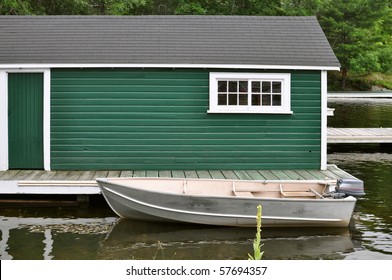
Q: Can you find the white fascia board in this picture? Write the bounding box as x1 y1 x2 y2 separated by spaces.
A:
0 64 341 71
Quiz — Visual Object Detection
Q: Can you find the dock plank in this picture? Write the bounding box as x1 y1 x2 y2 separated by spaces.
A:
51 171 70 180
184 171 198 178
38 171 57 181
196 170 212 179
245 170 266 180
120 171 133 177
0 170 21 180
221 170 238 179
209 170 225 179
270 170 292 180
327 165 357 179
146 170 158 177
257 170 279 180
280 170 304 180
159 170 172 178
294 170 319 180
93 171 109 179
10 170 34 180
79 171 96 180
328 127 392 143
108 171 121 178
24 171 47 180
321 169 341 179
234 170 252 180
65 171 83 180
307 170 331 180
171 170 185 178
133 171 146 177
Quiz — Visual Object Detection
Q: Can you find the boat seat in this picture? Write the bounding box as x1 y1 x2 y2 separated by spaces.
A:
234 191 254 197
232 181 254 197
280 184 316 198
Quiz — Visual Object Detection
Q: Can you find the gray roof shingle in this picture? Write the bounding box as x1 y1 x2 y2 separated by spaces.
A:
0 15 340 68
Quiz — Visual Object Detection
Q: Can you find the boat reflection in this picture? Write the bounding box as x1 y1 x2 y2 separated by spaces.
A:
0 215 355 260
99 218 355 260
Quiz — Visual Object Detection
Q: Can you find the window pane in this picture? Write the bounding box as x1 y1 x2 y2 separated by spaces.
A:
239 94 248 105
228 94 237 105
251 81 260 93
229 81 237 92
272 95 281 106
252 94 261 105
218 94 227 105
262 81 271 93
262 94 271 106
218 81 227 92
239 81 248 92
272 82 282 93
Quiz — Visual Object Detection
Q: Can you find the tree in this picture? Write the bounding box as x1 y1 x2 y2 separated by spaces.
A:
0 0 33 15
318 0 391 88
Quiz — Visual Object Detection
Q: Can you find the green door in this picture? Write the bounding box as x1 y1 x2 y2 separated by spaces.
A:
8 73 44 169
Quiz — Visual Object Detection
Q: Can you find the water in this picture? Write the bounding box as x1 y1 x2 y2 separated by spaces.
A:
1 98 392 260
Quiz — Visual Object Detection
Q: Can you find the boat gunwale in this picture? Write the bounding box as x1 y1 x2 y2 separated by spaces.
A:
96 177 356 203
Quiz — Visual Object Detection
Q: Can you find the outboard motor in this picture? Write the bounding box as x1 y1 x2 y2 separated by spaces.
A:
336 179 365 196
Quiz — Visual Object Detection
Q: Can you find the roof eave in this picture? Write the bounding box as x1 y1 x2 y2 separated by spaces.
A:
0 63 341 71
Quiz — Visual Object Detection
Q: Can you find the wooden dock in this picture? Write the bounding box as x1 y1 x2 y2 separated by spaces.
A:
328 128 392 143
0 165 357 195
328 92 392 99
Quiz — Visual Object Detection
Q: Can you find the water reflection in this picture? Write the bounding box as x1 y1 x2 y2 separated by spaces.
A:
328 152 392 258
328 98 392 128
0 216 116 260
99 219 354 260
1 215 357 260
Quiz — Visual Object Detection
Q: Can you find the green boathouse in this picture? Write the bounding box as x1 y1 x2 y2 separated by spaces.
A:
0 16 340 171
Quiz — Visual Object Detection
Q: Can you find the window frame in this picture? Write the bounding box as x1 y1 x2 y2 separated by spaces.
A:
208 72 292 114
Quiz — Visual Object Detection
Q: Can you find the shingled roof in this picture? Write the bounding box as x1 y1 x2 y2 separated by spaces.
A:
0 15 340 68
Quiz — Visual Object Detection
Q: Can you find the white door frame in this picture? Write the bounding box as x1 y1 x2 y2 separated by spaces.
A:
0 68 51 171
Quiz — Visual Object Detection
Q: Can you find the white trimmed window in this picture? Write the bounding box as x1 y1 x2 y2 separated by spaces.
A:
208 73 292 114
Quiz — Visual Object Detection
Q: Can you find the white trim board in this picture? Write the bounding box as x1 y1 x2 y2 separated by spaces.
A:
0 69 51 171
0 63 340 71
320 70 328 170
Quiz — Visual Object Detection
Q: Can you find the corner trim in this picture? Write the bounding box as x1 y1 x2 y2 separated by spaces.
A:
321 70 328 170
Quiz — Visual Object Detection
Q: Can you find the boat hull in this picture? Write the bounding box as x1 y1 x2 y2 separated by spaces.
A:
97 178 357 227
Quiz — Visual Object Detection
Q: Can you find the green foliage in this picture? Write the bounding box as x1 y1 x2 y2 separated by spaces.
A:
174 0 206 15
379 48 392 74
248 205 264 260
0 0 32 15
350 52 381 75
318 0 391 88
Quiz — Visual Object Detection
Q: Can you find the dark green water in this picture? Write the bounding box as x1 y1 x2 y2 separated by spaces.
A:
1 98 392 260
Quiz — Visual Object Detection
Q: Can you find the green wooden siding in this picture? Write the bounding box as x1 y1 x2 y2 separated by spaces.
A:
51 69 321 170
8 73 44 169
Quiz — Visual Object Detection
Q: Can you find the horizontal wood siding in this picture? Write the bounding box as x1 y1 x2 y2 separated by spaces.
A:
51 69 321 170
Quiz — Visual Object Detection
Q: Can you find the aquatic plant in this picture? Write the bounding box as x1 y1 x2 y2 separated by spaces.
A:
248 205 264 260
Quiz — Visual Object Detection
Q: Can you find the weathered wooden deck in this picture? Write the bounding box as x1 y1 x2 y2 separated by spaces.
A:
328 92 392 99
328 127 392 143
0 165 357 195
